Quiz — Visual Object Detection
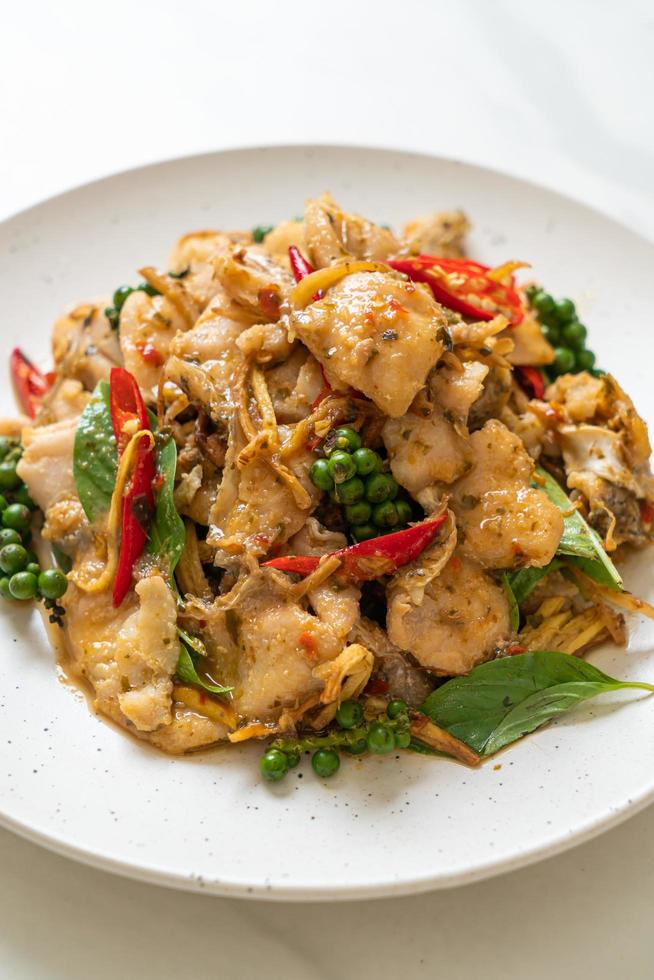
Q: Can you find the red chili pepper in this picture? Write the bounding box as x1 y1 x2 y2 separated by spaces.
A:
135 341 164 367
640 500 654 526
388 255 524 326
109 367 156 607
110 367 149 453
288 245 314 282
10 348 53 418
515 365 546 400
263 514 447 581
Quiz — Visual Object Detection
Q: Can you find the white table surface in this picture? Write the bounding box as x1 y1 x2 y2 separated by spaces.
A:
1 1 653 976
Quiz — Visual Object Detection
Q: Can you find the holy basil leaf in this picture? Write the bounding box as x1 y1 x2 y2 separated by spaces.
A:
73 380 118 522
502 573 520 632
148 433 185 575
484 679 646 755
535 466 622 590
507 559 563 606
176 628 233 695
420 650 654 756
406 739 445 757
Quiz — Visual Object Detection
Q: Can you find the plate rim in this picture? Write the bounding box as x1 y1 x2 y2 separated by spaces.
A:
2 142 654 901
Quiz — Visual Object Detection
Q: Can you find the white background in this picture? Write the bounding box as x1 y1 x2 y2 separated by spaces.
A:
1 1 653 976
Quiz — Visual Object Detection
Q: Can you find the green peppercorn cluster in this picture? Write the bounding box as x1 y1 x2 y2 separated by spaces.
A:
104 282 162 330
0 439 68 615
526 286 599 379
259 698 412 782
309 427 413 541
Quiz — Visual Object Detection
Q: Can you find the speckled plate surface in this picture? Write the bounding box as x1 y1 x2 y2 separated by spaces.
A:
1 145 654 901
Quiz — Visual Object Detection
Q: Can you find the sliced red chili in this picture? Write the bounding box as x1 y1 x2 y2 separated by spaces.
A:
109 367 156 607
10 348 53 418
515 365 546 400
288 245 314 282
388 255 524 326
264 514 448 582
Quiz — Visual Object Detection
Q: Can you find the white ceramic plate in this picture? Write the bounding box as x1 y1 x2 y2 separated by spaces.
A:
1 145 654 901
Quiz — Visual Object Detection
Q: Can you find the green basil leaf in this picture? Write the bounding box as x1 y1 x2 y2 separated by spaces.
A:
148 433 185 575
73 380 118 522
406 739 444 757
507 559 563 607
484 679 637 755
535 466 622 590
176 629 233 696
420 650 654 756
502 573 520 631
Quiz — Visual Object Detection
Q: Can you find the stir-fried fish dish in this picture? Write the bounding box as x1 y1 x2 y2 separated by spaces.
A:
4 193 654 782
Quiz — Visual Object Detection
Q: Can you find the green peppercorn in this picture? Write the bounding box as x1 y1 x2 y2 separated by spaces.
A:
0 461 20 491
331 427 362 453
540 322 560 346
0 495 7 513
352 447 381 476
3 503 31 532
26 563 40 577
387 699 408 720
9 570 38 601
327 450 357 485
575 349 596 371
344 737 368 755
372 500 399 528
335 699 364 729
310 458 334 491
365 472 398 503
12 486 36 510
38 568 68 600
335 477 365 505
311 748 340 778
532 291 555 317
394 729 411 749
0 543 28 576
285 750 301 769
554 297 576 323
366 722 395 754
394 499 413 525
351 523 377 542
0 528 21 547
260 748 289 782
112 285 134 311
344 501 371 525
552 347 575 375
6 444 22 463
0 577 11 600
561 320 587 349
0 438 11 461
252 225 273 243
104 307 120 330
